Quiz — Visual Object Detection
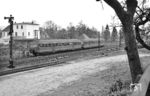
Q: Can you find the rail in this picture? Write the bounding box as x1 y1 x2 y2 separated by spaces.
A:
0 46 122 76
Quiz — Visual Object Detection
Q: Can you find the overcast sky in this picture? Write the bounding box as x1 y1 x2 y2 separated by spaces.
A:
0 0 116 31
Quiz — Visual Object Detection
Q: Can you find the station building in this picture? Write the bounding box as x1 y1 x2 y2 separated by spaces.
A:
0 22 40 44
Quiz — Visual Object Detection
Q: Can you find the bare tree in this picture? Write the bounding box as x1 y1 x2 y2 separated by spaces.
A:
96 0 145 83
43 20 59 39
103 25 110 42
67 23 76 39
111 26 118 42
119 28 124 46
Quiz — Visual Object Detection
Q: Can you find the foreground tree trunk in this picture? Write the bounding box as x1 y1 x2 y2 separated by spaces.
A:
98 0 143 83
123 15 143 83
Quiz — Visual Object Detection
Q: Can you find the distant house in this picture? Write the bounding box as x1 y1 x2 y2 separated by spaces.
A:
0 22 40 44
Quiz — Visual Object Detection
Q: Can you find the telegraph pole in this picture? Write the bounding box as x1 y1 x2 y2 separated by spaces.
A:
4 15 15 68
98 32 100 51
119 32 121 47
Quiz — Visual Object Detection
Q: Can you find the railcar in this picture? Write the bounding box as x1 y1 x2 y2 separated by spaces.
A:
29 39 83 56
81 39 103 48
29 38 105 56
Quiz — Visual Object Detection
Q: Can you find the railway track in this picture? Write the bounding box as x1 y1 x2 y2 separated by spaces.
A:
0 45 122 76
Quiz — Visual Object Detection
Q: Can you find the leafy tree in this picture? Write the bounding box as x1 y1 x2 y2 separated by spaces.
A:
111 27 118 42
96 0 148 83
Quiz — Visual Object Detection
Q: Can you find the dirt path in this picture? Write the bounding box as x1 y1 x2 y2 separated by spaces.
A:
0 53 149 96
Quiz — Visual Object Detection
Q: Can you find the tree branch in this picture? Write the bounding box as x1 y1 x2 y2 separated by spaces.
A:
135 25 150 50
135 9 150 50
103 0 126 23
126 0 138 16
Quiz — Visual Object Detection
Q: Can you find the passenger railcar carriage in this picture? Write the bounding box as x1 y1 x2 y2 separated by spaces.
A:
81 39 100 48
29 39 83 56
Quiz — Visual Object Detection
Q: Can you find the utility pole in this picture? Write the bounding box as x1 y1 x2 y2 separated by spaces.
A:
119 29 123 47
119 31 121 47
4 15 15 68
98 32 100 51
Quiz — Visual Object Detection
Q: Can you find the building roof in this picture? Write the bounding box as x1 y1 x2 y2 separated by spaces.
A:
14 22 39 25
2 21 39 32
2 25 10 32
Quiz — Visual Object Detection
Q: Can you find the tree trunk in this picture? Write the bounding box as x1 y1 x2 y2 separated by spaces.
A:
98 0 143 83
123 15 143 83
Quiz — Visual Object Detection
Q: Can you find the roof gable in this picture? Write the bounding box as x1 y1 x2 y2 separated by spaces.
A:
2 25 10 32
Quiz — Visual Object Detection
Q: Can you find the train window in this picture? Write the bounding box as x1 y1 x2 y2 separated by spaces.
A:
45 44 47 47
62 43 65 46
54 43 57 46
59 43 61 46
64 43 66 46
52 43 55 46
56 43 58 46
49 44 51 47
39 44 42 47
64 43 67 46
42 44 44 47
51 44 54 46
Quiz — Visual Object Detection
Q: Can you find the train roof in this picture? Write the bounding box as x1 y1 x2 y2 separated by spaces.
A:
37 39 82 44
81 38 99 42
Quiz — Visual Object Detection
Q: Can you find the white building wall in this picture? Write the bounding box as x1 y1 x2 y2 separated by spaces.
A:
13 24 27 38
1 23 40 41
25 25 40 39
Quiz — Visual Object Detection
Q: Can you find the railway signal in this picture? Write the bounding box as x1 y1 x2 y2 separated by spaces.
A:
4 15 15 68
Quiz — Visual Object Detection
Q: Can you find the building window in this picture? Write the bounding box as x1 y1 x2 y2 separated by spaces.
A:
22 32 24 36
28 32 30 36
15 32 17 36
21 25 23 29
4 32 6 36
34 30 38 37
16 25 18 29
2 32 4 37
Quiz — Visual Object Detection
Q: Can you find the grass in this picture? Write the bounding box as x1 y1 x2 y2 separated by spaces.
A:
46 49 150 96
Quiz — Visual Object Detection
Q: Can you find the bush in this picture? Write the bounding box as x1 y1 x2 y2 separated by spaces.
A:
108 79 132 96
